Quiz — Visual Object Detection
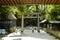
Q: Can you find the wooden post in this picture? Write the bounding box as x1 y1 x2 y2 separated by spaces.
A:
36 5 40 33
21 15 24 32
37 12 40 32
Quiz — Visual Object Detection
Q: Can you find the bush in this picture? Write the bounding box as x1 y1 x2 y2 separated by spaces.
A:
43 28 60 39
10 27 15 33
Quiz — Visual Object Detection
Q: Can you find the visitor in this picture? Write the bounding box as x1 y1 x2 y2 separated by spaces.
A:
32 27 34 32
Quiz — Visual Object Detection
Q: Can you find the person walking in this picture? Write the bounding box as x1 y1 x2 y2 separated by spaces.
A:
32 27 34 33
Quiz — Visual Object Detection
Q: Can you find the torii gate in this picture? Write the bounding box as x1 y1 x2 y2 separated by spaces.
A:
0 0 60 32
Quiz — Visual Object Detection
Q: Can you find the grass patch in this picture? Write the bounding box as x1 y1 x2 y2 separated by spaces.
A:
43 28 60 40
0 34 6 38
0 33 8 39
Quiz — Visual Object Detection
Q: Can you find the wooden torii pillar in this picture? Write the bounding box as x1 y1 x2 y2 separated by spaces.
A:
21 15 24 32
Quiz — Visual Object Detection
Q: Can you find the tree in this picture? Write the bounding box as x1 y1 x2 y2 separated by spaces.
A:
0 6 18 20
0 6 10 20
16 5 29 32
45 5 60 21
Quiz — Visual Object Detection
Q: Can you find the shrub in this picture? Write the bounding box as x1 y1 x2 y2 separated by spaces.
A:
43 28 60 39
10 27 15 33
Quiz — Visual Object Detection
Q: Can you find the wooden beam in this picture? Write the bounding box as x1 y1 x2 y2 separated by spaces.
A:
45 0 48 4
56 0 58 4
54 0 58 4
10 0 14 5
51 0 55 4
0 0 60 5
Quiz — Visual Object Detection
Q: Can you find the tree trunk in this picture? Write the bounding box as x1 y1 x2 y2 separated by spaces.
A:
21 15 24 32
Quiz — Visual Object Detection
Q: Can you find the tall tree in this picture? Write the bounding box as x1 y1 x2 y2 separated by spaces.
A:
0 6 10 20
45 5 60 21
16 5 29 32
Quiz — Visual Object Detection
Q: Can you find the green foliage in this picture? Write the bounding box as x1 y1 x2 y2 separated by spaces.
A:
10 27 15 33
45 5 60 21
0 6 9 13
8 6 18 14
43 28 60 39
16 5 27 15
27 5 36 12
0 6 9 20
1 5 60 21
38 5 46 12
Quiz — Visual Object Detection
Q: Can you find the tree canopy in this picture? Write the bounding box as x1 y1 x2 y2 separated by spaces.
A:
45 5 60 21
0 5 60 21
